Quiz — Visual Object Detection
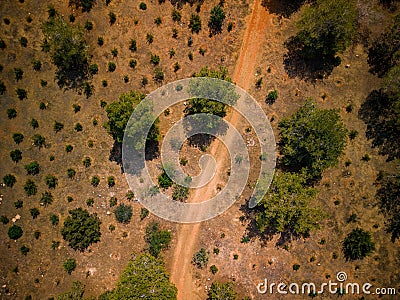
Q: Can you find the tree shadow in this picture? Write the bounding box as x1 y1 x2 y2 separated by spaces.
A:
261 0 307 18
359 89 400 161
283 36 338 81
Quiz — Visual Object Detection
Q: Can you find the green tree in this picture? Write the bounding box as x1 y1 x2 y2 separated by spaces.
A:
24 179 37 196
42 15 90 88
342 228 375 260
8 225 23 240
32 134 46 149
189 14 202 33
10 149 22 163
158 169 173 189
208 5 226 35
24 161 40 175
278 99 347 178
61 208 101 251
295 0 356 63
3 174 16 187
256 172 326 238
145 222 172 257
41 191 54 206
114 204 133 223
192 248 208 268
12 133 24 144
44 174 58 189
102 253 177 299
63 258 76 274
208 281 237 300
56 281 85 300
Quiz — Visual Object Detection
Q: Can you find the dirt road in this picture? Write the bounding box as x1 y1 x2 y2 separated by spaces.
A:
170 1 271 298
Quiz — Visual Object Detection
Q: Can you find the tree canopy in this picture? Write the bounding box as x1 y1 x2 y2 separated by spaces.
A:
42 14 90 89
342 228 375 260
256 172 326 238
102 253 177 299
208 5 226 35
61 208 101 251
278 99 347 178
207 281 237 300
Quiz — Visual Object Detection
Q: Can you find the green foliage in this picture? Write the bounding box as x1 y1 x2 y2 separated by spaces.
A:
192 248 208 268
63 258 76 274
41 191 54 206
42 15 90 88
129 59 137 69
62 208 101 251
140 207 149 220
8 225 23 240
82 156 91 167
32 134 46 148
189 14 202 33
89 63 98 75
146 33 154 44
0 215 9 224
101 253 177 299
20 245 30 256
24 161 40 175
67 168 76 178
158 169 173 189
293 264 300 270
278 99 347 178
150 53 160 65
342 228 375 260
13 133 24 144
32 59 42 71
109 12 116 24
14 68 23 81
69 0 96 12
7 108 17 119
208 5 226 35
108 62 116 72
31 118 39 129
109 197 117 207
376 173 400 241
3 174 16 187
10 149 22 163
65 144 73 153
107 176 115 187
139 2 147 10
154 67 164 82
171 9 181 22
16 88 27 100
114 204 133 223
129 39 137 52
145 222 172 257
45 174 58 189
266 89 278 104
14 200 23 209
50 214 59 226
24 179 37 196
154 17 162 26
84 20 93 30
30 208 40 219
207 281 237 300
53 121 64 133
126 190 135 200
111 48 118 57
91 175 100 187
172 184 189 201
34 231 41 239
0 81 6 94
256 172 325 238
97 36 104 46
210 265 218 274
296 0 356 62
56 281 85 300
20 36 28 47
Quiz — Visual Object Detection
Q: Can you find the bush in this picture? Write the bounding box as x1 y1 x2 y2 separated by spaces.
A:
343 228 375 260
45 174 58 189
107 176 115 187
10 149 22 163
210 265 218 274
32 59 42 71
30 118 39 129
139 2 147 10
108 62 116 72
65 144 73 153
97 36 104 46
154 68 164 82
63 258 76 274
16 88 27 100
53 121 64 132
126 190 135 200
8 225 23 240
0 81 6 94
111 48 118 57
172 28 178 39
74 123 83 132
0 39 6 49
14 200 23 209
129 39 137 52
150 53 160 65
349 130 359 140
208 5 225 35
158 170 173 189
189 14 202 33
140 207 149 220
0 215 9 224
293 264 300 270
109 197 117 207
30 207 40 219
84 20 93 30
62 208 101 251
20 36 28 47
83 157 91 167
145 222 172 257
154 17 162 26
173 62 181 72
41 191 54 206
108 12 116 24
91 175 100 187
24 161 40 175
7 108 17 119
114 204 133 223
89 63 98 75
3 174 16 187
32 134 45 148
192 248 208 268
12 133 24 144
208 281 237 299
24 179 37 196
172 184 189 201
34 231 41 239
171 9 181 22
20 245 30 256
50 214 59 225
129 59 137 69
266 89 278 104
67 168 76 178
14 68 23 81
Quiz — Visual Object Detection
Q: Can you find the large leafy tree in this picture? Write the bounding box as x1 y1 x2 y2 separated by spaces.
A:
42 15 90 88
61 208 101 251
207 281 237 300
278 99 347 178
342 228 375 260
376 172 400 241
256 172 326 238
296 0 356 62
103 253 177 299
104 91 159 151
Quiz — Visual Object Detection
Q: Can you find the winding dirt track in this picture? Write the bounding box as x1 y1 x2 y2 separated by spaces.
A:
170 1 271 298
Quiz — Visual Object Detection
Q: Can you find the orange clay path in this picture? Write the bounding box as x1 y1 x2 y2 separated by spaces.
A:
170 1 271 298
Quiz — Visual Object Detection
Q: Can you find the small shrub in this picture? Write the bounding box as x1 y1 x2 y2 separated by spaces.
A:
145 222 172 257
24 161 40 175
114 203 133 223
65 145 74 153
233 254 239 260
14 68 23 81
89 64 98 75
41 191 53 206
150 54 160 65
293 264 300 271
108 12 116 24
86 198 94 207
48 6 56 18
129 39 137 52
139 2 147 10
20 245 30 255
92 118 98 126
0 81 6 94
172 28 178 38
154 68 164 82
69 14 75 22
10 149 22 163
44 174 58 189
30 119 39 129
82 157 91 167
173 62 180 72
189 14 202 33
169 48 175 58
100 100 107 108
109 197 117 207
34 231 40 239
51 240 60 249
171 9 181 22
362 154 371 162
102 79 108 87
346 104 354 113
74 123 83 132
14 200 23 209
111 48 118 57
349 130 358 140
67 196 74 202
154 17 162 26
109 224 115 232
107 176 115 187
0 39 6 49
67 168 76 178
210 265 218 274
192 248 208 268
129 59 137 69
20 37 28 47
49 155 55 161
29 207 40 219
32 134 45 148
188 52 193 60
84 20 93 30
126 190 135 200
158 170 173 189
123 75 129 83
39 102 47 109
146 33 153 44
227 21 233 32
141 76 148 86
0 215 9 224
97 36 104 46
343 228 375 260
255 77 263 89
199 47 206 56
332 252 339 259
40 79 47 87
53 121 64 133
50 214 59 226
345 160 352 167
63 258 76 274
8 225 23 240
108 62 116 72
213 247 219 255
32 59 42 71
16 88 27 100
3 18 10 25
266 90 278 104
91 175 100 187
87 140 94 147
3 174 16 187
7 108 17 119
140 207 149 220
24 179 37 196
